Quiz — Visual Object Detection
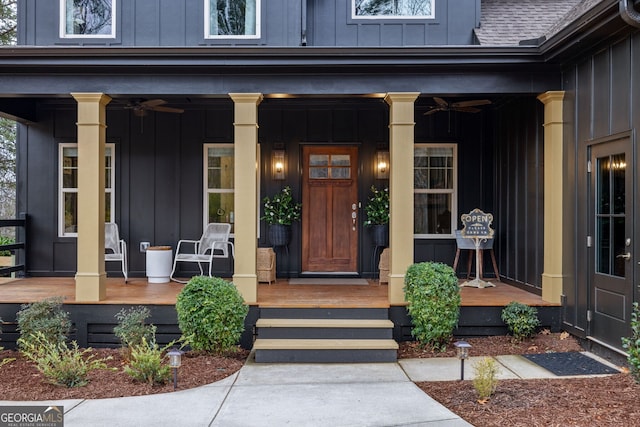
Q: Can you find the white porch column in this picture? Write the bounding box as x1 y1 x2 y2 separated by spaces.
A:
538 91 566 304
71 92 111 301
230 93 263 304
384 92 420 304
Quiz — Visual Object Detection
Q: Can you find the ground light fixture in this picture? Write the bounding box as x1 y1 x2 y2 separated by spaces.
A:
167 348 183 390
454 341 472 380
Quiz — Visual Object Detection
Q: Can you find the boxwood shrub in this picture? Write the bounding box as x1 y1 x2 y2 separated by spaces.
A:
175 276 248 354
501 301 540 341
404 262 460 350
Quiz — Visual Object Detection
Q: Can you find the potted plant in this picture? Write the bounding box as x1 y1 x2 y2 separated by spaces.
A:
364 186 389 247
261 186 302 246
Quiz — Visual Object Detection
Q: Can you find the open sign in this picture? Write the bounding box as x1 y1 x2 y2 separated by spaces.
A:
460 208 494 238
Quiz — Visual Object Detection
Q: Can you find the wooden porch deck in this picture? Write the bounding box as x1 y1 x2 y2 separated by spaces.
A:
0 277 557 308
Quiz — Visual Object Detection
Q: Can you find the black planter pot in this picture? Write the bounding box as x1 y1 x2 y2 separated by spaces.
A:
371 224 389 247
268 224 292 247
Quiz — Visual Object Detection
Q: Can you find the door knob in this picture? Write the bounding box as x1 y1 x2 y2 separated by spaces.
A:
616 252 631 260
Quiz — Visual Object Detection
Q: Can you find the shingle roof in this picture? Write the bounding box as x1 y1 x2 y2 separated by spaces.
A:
474 0 585 46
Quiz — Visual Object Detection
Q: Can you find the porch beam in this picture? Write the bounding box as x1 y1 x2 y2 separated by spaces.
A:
384 92 419 305
538 91 566 304
71 92 111 301
230 93 263 304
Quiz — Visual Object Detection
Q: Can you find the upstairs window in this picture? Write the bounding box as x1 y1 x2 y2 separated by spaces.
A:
60 0 115 38
205 0 261 39
353 0 435 19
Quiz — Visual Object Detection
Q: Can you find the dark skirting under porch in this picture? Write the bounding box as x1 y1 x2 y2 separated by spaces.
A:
0 277 561 350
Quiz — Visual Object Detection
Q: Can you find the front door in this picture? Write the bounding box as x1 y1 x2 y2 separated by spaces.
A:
588 134 635 349
302 146 358 273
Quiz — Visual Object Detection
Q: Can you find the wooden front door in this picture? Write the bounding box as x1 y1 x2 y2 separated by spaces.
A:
302 146 359 273
588 134 635 349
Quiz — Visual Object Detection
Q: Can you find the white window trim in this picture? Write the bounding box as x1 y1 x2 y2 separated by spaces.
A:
351 0 435 20
58 142 115 237
203 143 261 238
204 0 262 39
204 144 235 237
59 0 116 39
414 143 457 239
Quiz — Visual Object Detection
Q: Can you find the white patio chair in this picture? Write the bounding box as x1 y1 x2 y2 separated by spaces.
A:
105 222 128 283
170 223 235 283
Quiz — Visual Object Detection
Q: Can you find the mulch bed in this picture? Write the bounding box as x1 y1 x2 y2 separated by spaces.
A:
2 332 639 426
0 347 248 401
401 332 640 427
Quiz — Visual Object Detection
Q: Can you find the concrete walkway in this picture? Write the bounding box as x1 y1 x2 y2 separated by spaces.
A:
1 352 620 427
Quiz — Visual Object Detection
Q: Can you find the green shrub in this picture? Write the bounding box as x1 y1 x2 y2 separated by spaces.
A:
16 297 71 350
175 276 248 354
404 262 461 351
0 317 15 367
114 306 156 349
501 301 540 341
123 337 172 386
473 357 500 401
19 331 112 388
0 236 14 257
622 302 640 383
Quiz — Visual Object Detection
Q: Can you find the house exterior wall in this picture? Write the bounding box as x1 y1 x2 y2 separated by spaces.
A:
561 30 640 338
17 0 480 48
492 97 545 292
19 97 500 279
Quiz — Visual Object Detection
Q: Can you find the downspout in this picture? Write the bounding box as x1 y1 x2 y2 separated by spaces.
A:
301 0 307 46
620 0 640 28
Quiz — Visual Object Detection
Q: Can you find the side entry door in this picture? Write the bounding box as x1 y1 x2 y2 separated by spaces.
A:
588 134 635 349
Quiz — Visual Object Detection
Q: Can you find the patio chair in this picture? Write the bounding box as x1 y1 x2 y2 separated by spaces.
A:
452 229 500 281
170 223 235 283
105 222 128 283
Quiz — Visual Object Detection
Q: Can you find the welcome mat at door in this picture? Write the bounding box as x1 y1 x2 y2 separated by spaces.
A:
522 352 620 376
288 278 369 285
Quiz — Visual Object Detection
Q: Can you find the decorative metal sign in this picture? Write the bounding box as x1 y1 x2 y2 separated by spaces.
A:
459 208 496 289
460 208 494 238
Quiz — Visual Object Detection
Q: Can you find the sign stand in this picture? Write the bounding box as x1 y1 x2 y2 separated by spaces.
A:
459 208 496 289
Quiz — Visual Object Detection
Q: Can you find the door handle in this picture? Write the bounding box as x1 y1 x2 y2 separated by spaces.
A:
616 252 631 260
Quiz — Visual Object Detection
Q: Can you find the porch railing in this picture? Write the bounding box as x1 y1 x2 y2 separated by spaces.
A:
0 213 27 278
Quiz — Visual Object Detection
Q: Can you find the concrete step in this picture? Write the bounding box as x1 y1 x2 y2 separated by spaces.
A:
256 318 394 339
259 307 389 320
253 338 399 363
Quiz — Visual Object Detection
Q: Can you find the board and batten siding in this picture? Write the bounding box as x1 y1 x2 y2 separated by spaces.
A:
561 32 640 337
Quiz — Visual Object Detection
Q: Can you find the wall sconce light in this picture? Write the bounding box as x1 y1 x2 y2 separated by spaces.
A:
272 149 286 180
167 348 183 390
376 150 390 180
454 341 472 381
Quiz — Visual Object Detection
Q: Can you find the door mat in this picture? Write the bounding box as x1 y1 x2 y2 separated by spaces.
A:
288 278 369 285
522 352 620 376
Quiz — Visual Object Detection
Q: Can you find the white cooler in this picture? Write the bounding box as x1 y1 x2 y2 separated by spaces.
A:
146 246 173 283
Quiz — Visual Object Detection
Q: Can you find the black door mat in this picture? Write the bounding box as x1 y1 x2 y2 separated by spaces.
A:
522 352 620 376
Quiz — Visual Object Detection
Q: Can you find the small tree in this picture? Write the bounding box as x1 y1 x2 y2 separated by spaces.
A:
175 276 248 354
404 262 460 351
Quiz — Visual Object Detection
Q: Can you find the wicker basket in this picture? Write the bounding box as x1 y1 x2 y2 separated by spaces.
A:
257 247 276 284
378 248 390 284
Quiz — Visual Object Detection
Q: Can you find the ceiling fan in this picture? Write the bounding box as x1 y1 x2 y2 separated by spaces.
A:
124 99 184 117
423 97 492 116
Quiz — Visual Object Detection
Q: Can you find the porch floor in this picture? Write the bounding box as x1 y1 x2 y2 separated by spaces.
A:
0 277 558 308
